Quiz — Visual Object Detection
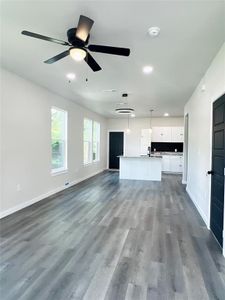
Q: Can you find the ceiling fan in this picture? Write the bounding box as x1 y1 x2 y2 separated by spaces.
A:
21 15 130 72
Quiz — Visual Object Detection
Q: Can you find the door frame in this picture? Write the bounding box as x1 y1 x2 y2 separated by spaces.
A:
182 113 189 184
209 92 225 256
107 130 126 169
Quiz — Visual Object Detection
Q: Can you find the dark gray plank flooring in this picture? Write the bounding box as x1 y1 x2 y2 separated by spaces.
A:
0 171 225 300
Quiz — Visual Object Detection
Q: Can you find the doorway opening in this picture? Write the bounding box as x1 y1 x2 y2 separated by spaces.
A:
183 114 189 183
108 131 124 170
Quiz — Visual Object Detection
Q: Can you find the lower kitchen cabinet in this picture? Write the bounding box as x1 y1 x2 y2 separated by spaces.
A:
162 155 170 172
162 155 183 173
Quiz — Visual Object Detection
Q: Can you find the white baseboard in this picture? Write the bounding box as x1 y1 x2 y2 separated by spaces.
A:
186 187 225 257
186 187 210 229
0 169 104 219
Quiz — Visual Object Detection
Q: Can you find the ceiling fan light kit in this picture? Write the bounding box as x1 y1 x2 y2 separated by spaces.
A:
21 15 130 72
70 48 86 61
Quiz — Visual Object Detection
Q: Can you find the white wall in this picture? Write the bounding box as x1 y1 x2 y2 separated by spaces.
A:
107 117 184 157
0 68 107 217
184 43 225 253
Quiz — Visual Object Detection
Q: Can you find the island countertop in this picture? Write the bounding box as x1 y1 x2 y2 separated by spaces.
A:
118 155 162 158
119 155 162 181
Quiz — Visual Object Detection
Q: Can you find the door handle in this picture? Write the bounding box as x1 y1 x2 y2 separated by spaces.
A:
207 170 214 175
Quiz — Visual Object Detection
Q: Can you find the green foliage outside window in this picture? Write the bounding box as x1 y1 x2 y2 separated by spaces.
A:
51 108 66 170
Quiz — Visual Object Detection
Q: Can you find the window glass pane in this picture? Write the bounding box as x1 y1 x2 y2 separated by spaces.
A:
93 122 100 161
51 107 67 172
93 142 97 161
84 119 92 164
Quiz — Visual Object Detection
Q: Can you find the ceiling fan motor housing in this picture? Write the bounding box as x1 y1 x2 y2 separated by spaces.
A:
67 28 89 46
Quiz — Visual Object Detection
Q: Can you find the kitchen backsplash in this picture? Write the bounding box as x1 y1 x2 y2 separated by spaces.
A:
151 142 183 152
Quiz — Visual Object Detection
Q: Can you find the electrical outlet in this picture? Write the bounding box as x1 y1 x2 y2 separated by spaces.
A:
16 184 21 192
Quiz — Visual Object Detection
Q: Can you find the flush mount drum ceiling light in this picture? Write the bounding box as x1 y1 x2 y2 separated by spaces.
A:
115 108 134 114
115 93 134 115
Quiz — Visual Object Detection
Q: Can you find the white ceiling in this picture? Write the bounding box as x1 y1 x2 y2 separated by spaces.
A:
1 0 224 118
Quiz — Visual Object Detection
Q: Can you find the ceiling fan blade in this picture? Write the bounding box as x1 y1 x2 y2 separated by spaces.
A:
76 15 94 42
84 52 101 72
88 45 130 56
44 50 70 64
21 30 70 46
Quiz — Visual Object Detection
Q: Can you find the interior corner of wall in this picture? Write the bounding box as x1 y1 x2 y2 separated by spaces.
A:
186 185 210 229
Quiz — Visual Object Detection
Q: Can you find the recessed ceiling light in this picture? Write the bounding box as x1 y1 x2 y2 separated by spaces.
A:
143 65 154 74
131 113 135 118
66 73 76 80
148 26 160 37
164 113 169 117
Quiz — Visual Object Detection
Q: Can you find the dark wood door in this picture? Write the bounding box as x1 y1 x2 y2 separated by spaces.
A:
210 94 225 247
109 132 124 169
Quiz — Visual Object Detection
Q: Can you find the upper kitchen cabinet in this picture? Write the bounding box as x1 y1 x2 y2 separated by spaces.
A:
171 127 184 142
140 128 151 154
151 127 172 142
151 126 184 142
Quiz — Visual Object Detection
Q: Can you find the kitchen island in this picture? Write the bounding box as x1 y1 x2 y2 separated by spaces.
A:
119 156 162 181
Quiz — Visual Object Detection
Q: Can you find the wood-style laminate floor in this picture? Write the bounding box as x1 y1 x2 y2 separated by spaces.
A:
0 172 225 300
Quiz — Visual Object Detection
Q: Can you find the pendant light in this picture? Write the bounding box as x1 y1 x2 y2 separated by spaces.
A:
115 93 135 116
149 109 154 133
126 114 131 134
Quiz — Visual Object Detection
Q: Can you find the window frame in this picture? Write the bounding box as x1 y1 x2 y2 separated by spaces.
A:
93 121 100 163
51 106 68 175
83 118 93 165
83 118 101 165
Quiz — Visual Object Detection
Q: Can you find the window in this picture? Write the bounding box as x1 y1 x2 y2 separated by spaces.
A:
83 119 100 164
51 107 67 173
93 121 100 162
83 118 93 164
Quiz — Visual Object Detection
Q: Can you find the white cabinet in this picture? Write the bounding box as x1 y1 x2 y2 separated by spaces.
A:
170 156 183 172
152 126 184 142
171 127 184 142
162 155 170 172
162 155 183 173
161 127 171 142
140 129 151 155
151 127 172 142
151 127 162 142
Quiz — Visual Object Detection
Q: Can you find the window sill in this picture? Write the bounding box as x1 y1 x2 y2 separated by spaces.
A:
84 160 100 166
51 168 68 176
84 162 92 167
93 160 100 164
